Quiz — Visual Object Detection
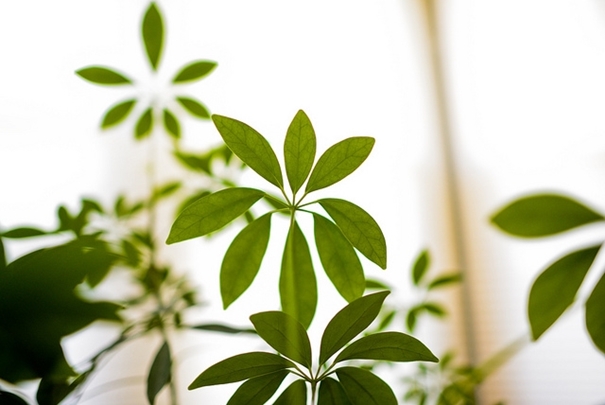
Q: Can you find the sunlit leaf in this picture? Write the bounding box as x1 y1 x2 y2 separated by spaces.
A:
284 110 316 195
213 115 284 188
273 379 307 405
76 66 132 85
176 97 210 119
136 108 153 139
335 367 397 405
412 249 429 285
188 323 255 334
173 61 217 83
226 371 288 405
305 137 374 193
313 213 364 302
334 331 438 363
318 378 352 405
528 246 599 340
319 291 389 365
221 214 272 308
1 227 47 239
586 272 605 354
427 273 462 290
147 342 171 405
142 2 163 70
0 391 28 405
280 221 317 329
101 99 136 129
491 194 604 237
163 109 181 138
167 188 264 244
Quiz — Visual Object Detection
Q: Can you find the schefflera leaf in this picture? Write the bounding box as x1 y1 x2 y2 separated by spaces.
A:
101 99 136 129
226 371 288 405
412 249 430 285
147 341 172 405
274 379 307 405
334 331 438 363
76 66 132 85
176 97 210 119
491 193 605 237
163 109 181 138
284 110 316 195
173 60 217 83
135 108 153 139
586 271 605 354
142 2 164 70
528 246 600 340
318 378 352 405
335 367 397 405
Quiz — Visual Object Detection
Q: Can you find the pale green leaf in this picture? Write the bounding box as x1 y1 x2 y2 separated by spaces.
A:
176 97 210 119
335 367 397 405
586 272 605 354
135 108 153 139
273 379 307 405
334 331 438 363
173 61 217 83
163 109 181 138
427 273 462 290
227 371 288 405
101 99 136 129
142 2 164 70
412 249 430 285
147 342 171 405
76 66 132 85
284 110 316 194
317 378 352 405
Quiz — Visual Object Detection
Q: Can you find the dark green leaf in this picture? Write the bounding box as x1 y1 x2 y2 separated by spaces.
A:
147 342 172 404
212 115 284 188
335 367 397 405
250 311 312 368
284 110 316 195
427 273 462 290
280 221 317 329
227 371 288 405
319 199 386 269
319 291 389 365
136 108 153 139
167 188 264 244
273 379 307 405
221 214 272 308
335 332 438 363
1 227 47 239
176 97 211 119
318 378 352 405
163 109 181 138
0 238 6 271
173 61 217 83
142 2 163 70
188 323 256 334
188 352 294 389
101 99 136 129
0 391 29 405
75 66 132 85
364 279 390 290
491 194 604 237
305 137 374 193
528 246 599 340
412 249 430 285
586 272 605 354
313 213 364 302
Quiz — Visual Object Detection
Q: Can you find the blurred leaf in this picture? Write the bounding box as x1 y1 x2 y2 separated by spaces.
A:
1 227 48 239
226 371 287 405
318 377 352 405
147 342 171 405
586 272 605 354
280 221 317 329
319 291 389 365
335 331 438 363
264 195 288 211
313 213 364 302
377 309 396 331
176 97 210 119
167 188 264 244
163 109 181 138
136 108 153 139
142 2 163 70
188 323 255 334
121 239 141 267
406 309 418 332
101 99 136 129
0 238 5 271
221 214 272 308
335 367 397 405
412 249 430 285
306 137 374 193
37 372 89 405
188 352 294 389
491 194 604 237
274 379 306 405
250 311 312 368
177 190 211 215
421 302 447 317
151 181 181 204
173 61 217 83
76 66 132 85
365 279 390 290
213 115 284 188
319 199 386 269
427 273 462 290
284 110 316 195
174 151 212 174
528 246 599 340
0 391 29 405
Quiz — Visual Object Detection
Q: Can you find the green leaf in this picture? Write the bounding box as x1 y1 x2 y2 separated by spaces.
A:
250 311 312 368
167 188 264 244
280 221 317 329
188 323 256 334
377 309 396 331
334 331 438 363
142 2 164 70
284 110 316 195
75 66 132 85
317 378 352 405
421 302 447 317
273 379 307 405
305 137 374 193
491 194 605 237
173 61 217 83
406 309 418 332
0 391 29 405
528 246 600 340
176 97 211 119
147 342 172 405
1 227 47 238
313 213 364 302
412 249 430 285
221 213 272 308
427 273 462 290
318 199 386 269
136 108 153 139
335 367 397 405
586 272 605 354
227 371 288 405
151 181 181 204
0 238 6 271
188 352 294 389
365 279 390 290
319 291 389 365
212 115 284 188
101 99 136 129
163 109 181 138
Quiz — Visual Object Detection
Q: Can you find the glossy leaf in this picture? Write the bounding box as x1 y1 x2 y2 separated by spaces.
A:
335 367 397 405
305 137 374 193
163 109 181 138
188 323 255 334
227 371 287 405
1 227 47 238
318 378 352 405
586 272 605 354
0 391 28 405
167 188 264 244
412 249 429 285
101 99 136 129
176 97 210 119
213 115 284 188
427 273 462 290
528 246 599 340
284 110 316 194
136 108 153 139
491 194 604 237
273 379 307 405
250 311 312 368
188 352 294 389
318 199 386 269
319 291 389 365
221 214 272 308
173 61 217 83
76 66 132 85
147 342 171 405
142 2 163 70
313 213 364 302
280 221 317 329
334 331 438 363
